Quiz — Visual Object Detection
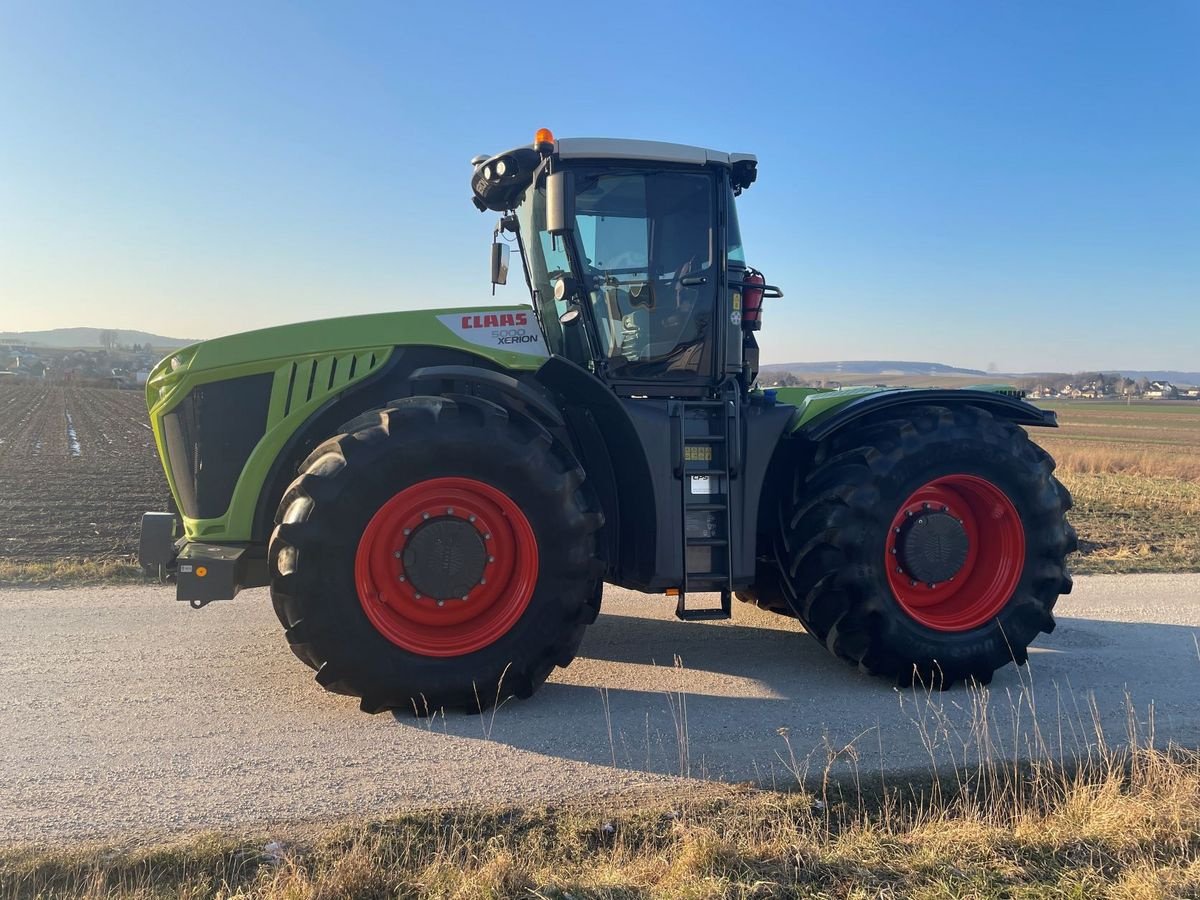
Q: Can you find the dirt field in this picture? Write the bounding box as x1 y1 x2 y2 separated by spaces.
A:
0 382 170 562
1031 400 1200 574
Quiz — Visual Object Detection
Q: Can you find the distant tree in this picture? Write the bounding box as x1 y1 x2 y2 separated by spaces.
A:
1137 377 1152 394
99 329 119 351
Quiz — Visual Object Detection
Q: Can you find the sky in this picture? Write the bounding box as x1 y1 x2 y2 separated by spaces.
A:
1 1 1197 373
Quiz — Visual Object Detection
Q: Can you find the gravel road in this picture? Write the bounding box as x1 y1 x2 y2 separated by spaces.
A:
2 574 1198 844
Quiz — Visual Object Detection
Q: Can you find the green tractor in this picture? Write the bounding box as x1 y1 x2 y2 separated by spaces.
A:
139 129 1076 713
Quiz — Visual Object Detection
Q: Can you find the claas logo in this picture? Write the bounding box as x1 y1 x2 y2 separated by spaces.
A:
461 313 529 329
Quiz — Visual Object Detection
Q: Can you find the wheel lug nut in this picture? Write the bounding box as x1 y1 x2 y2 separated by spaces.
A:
394 551 402 558
436 599 444 607
461 595 469 601
923 502 931 510
403 528 411 536
414 592 422 599
483 533 491 541
398 575 406 582
928 583 937 589
909 580 917 587
895 566 903 574
941 505 949 512
480 577 487 584
446 507 454 515
469 515 476 523
487 556 494 563
890 548 897 555
422 513 430 520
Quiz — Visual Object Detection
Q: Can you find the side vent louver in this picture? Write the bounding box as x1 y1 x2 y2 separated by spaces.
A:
277 349 388 420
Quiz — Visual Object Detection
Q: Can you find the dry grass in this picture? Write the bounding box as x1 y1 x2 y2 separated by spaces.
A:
0 556 146 587
4 747 1199 898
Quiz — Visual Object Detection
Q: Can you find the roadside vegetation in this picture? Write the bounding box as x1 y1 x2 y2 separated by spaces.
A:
5 740 1199 898
0 557 144 586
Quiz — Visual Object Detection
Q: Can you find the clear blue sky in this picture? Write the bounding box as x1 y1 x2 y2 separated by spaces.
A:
2 1 1197 372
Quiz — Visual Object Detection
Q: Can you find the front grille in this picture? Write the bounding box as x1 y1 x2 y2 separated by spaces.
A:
162 373 273 519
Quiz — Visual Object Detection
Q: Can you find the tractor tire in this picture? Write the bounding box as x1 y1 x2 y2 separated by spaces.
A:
268 394 603 714
773 404 1076 688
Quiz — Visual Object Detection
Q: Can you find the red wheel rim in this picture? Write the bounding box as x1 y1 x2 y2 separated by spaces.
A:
885 474 1025 632
354 477 538 657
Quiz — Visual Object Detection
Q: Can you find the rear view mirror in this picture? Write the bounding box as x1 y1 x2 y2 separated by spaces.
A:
490 243 510 286
546 170 575 236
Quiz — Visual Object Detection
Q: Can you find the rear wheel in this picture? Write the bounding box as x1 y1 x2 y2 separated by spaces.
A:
773 404 1076 687
269 395 603 713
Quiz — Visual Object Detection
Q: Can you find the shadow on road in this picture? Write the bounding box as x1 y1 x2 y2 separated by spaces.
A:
389 609 1200 786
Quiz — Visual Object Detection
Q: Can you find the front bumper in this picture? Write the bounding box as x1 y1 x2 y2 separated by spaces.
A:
138 512 269 607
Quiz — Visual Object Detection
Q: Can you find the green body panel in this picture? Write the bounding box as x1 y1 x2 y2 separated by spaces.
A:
146 306 543 542
773 383 1025 431
772 385 886 428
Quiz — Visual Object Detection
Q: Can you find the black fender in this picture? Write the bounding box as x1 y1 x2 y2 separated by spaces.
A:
797 389 1056 444
535 355 650 585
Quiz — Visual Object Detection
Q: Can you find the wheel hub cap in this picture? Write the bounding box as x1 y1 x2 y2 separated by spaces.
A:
896 511 969 585
402 517 487 600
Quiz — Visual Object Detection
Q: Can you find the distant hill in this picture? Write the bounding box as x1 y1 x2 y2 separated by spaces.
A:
760 360 990 377
0 328 194 349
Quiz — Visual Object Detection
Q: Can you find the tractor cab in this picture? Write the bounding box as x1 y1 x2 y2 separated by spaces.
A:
472 131 789 618
472 130 779 399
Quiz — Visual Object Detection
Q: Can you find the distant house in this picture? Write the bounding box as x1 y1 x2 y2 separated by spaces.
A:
1145 381 1180 400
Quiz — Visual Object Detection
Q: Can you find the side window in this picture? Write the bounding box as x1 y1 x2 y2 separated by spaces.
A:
727 189 746 264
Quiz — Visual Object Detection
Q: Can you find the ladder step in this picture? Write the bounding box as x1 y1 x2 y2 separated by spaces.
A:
675 588 732 621
675 608 731 622
687 468 725 476
685 502 727 511
685 572 729 584
686 537 727 546
685 435 726 442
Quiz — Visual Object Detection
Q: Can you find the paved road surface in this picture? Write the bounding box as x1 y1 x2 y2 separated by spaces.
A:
2 574 1198 843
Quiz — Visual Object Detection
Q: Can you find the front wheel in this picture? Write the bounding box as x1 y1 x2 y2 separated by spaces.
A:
774 404 1076 688
268 395 603 713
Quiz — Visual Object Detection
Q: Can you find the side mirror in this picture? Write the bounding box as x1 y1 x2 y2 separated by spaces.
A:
490 243 510 286
546 170 575 236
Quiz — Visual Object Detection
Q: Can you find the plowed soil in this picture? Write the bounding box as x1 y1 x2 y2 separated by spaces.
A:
0 382 170 561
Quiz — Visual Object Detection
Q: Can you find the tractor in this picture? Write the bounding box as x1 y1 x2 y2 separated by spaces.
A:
139 129 1077 713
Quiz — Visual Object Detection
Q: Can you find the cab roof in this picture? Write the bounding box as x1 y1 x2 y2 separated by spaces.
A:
555 137 756 168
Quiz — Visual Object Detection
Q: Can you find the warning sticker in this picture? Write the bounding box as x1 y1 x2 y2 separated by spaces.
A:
437 310 549 357
690 475 713 495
